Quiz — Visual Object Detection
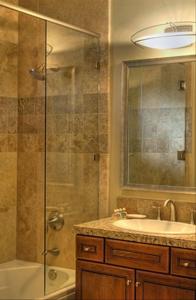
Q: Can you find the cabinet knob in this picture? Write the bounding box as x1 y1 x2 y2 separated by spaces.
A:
136 282 141 287
126 279 132 286
83 246 90 252
183 262 190 267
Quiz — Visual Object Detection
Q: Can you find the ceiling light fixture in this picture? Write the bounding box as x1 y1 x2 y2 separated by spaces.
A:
131 22 196 50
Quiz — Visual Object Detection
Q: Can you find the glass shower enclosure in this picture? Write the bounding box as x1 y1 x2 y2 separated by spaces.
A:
0 1 100 299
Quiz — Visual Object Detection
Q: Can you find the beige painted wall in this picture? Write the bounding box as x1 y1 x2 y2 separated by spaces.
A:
110 0 196 213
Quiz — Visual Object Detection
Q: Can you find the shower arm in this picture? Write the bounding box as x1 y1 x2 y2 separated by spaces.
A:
48 216 59 224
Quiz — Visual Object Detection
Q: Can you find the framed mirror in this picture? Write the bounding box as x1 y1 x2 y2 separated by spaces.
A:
122 56 196 191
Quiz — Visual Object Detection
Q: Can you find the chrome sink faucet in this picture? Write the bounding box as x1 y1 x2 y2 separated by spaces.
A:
164 199 176 222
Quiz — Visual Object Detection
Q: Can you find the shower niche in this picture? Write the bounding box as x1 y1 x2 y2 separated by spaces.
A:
122 56 196 191
0 2 100 300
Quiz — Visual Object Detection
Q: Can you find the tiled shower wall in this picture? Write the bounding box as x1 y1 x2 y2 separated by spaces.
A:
18 0 110 218
0 0 109 265
46 32 100 269
16 0 110 267
0 1 46 264
0 3 18 263
16 13 45 263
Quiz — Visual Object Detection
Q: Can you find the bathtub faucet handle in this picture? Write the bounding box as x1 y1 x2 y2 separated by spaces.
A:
42 248 60 256
48 211 64 231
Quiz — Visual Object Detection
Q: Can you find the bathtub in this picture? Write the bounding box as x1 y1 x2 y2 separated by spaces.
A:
0 260 75 300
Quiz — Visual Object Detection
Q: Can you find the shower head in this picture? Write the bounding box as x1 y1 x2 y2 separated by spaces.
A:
29 66 61 81
29 68 45 81
28 44 54 81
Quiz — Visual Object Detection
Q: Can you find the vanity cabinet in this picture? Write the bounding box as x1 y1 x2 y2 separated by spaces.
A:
105 239 169 273
136 271 196 300
76 261 134 300
76 235 196 300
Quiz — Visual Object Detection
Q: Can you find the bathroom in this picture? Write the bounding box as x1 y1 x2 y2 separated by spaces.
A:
0 0 195 299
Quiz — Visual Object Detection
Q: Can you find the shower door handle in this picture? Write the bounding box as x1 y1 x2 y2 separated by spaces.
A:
41 250 47 256
177 150 185 161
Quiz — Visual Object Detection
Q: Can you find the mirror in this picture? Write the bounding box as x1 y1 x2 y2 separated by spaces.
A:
123 56 196 191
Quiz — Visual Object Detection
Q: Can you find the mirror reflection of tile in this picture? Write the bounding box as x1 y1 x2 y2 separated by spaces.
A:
127 62 195 188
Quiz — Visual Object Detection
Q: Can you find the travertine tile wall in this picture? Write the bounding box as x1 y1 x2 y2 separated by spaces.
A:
117 196 196 224
46 29 100 269
18 0 110 218
15 0 110 269
0 3 18 263
16 13 45 263
0 0 109 264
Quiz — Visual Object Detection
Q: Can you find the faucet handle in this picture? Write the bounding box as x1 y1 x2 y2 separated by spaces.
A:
190 209 196 225
112 208 127 219
152 206 161 220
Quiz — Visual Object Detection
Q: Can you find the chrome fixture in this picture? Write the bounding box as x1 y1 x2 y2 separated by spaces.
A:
29 44 52 81
178 80 186 91
48 269 58 280
190 209 196 224
164 199 176 222
112 208 127 219
29 44 58 81
42 248 60 256
29 68 45 81
152 206 161 220
177 150 186 161
126 279 132 286
131 22 196 50
48 210 64 231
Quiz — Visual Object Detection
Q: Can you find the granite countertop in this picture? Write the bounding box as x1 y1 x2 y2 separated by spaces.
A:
74 217 196 250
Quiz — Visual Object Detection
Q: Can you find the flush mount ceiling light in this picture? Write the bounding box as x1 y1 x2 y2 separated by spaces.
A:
131 22 196 50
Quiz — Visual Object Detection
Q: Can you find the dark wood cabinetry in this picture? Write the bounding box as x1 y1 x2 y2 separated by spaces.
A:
76 235 104 262
136 271 196 300
76 261 134 300
105 239 169 273
76 235 196 300
171 248 196 279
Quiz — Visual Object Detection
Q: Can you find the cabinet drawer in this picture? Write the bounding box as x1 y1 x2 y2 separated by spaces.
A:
171 248 196 278
76 235 104 262
105 239 169 273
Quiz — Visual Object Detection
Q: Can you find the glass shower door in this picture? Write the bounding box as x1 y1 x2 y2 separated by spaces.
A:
45 22 100 296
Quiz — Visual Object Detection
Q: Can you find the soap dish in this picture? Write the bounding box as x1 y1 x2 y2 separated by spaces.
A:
126 214 147 219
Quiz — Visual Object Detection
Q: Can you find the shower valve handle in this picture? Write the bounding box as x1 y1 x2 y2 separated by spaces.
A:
42 248 60 256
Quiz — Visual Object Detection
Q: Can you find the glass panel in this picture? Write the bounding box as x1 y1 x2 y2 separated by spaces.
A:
45 22 100 296
127 61 196 188
0 4 46 300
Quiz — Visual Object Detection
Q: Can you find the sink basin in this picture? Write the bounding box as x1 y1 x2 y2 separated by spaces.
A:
113 219 196 235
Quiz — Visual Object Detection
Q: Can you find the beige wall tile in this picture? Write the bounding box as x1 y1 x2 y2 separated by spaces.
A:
0 4 18 263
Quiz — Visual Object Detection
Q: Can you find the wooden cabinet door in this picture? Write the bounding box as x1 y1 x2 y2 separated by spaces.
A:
136 271 196 300
76 260 135 300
